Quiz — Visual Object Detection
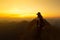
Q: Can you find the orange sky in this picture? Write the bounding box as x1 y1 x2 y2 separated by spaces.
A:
0 0 60 18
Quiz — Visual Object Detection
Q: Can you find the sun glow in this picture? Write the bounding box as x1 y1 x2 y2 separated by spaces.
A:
0 9 37 18
0 0 60 18
9 10 20 13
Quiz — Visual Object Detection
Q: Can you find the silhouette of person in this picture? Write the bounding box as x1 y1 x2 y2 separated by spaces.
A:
37 12 45 28
34 12 45 40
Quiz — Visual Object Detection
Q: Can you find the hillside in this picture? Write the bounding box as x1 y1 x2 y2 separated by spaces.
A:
26 18 60 40
0 18 60 40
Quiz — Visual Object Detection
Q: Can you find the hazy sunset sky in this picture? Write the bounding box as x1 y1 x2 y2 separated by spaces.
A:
0 0 60 18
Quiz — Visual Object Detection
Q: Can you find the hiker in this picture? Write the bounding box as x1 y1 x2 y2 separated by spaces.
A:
34 12 45 40
37 12 45 30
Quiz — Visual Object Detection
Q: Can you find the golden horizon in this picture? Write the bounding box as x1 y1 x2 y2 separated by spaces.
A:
0 13 60 19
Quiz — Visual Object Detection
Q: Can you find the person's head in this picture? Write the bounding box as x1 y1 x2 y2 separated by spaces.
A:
37 12 41 15
37 12 42 17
